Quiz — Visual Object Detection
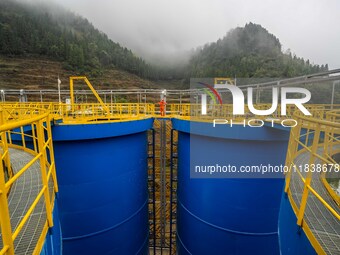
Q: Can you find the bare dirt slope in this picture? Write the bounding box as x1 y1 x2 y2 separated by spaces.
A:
0 56 158 91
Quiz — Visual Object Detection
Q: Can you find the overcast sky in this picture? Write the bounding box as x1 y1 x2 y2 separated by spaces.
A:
54 0 340 68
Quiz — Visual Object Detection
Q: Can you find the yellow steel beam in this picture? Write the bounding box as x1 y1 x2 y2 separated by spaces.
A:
282 108 340 254
46 114 59 193
36 119 53 228
284 120 302 193
70 77 74 112
0 111 15 255
0 106 59 255
0 112 49 133
297 123 321 226
69 76 111 116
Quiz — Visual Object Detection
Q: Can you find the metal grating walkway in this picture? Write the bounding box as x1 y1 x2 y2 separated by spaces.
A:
290 148 340 255
0 148 54 255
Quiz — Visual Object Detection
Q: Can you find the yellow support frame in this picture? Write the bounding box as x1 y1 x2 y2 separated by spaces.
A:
214 77 235 85
0 107 58 255
69 76 111 116
36 119 53 228
284 111 340 254
0 113 15 255
296 123 321 226
284 120 302 193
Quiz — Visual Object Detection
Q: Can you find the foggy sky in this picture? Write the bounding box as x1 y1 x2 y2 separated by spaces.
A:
48 0 340 68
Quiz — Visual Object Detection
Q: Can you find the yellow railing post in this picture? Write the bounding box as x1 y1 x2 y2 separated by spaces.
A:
329 126 335 158
46 114 58 193
0 110 15 255
0 159 15 255
304 129 310 147
69 76 111 116
83 77 110 115
20 126 26 150
36 119 54 228
0 111 12 180
284 120 302 193
323 124 331 162
296 123 321 226
31 123 38 153
70 78 75 112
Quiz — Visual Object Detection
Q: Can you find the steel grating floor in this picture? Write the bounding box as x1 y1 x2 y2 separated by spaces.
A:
0 148 54 255
290 148 340 255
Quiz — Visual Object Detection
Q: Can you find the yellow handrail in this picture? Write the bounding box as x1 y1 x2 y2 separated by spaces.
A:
284 110 340 253
0 107 58 255
1 102 339 124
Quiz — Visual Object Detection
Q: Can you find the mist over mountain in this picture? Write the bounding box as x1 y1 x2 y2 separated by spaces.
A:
0 0 329 86
188 23 328 78
0 0 161 79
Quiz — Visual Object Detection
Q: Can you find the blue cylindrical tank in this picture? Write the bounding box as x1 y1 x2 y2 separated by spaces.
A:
51 118 153 255
172 119 290 255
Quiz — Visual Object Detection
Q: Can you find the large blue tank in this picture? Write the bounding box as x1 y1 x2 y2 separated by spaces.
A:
51 118 153 255
172 119 290 255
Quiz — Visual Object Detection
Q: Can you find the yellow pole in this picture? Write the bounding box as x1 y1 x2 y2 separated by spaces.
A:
36 119 54 228
69 76 110 116
284 120 302 193
2 134 12 181
83 77 110 115
0 161 14 255
0 111 15 255
323 125 330 162
0 111 12 183
20 126 26 150
31 123 37 153
70 78 75 113
46 114 58 193
297 123 321 226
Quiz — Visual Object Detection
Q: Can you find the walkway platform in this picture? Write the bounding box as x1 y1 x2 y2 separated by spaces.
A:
290 148 340 255
0 148 54 255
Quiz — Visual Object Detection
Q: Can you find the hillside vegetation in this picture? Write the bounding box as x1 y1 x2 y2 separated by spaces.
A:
0 0 331 96
189 23 328 78
0 0 159 79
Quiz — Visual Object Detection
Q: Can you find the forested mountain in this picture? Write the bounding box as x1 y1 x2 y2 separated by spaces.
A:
0 0 330 87
188 23 328 78
0 0 159 78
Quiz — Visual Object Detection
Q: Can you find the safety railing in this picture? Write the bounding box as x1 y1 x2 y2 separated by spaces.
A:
0 102 339 124
0 103 156 124
169 103 336 120
0 106 58 255
326 110 340 123
59 103 155 123
284 110 340 253
0 103 52 122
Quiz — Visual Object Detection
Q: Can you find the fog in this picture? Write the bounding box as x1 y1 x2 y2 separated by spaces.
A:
26 0 340 68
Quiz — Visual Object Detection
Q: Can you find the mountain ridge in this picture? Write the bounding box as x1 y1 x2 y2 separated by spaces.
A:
188 23 328 78
0 0 330 92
